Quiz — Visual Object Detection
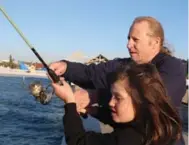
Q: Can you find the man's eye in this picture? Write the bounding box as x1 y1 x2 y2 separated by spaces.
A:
133 38 139 41
127 36 130 40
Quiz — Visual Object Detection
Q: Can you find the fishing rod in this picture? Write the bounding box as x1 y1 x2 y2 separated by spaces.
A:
0 6 88 117
0 6 62 85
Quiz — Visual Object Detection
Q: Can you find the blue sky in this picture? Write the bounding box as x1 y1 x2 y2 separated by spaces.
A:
0 0 188 63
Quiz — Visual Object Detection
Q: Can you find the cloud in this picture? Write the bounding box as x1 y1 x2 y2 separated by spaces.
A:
66 50 90 62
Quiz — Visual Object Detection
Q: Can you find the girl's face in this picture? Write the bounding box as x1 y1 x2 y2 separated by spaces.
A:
109 80 135 123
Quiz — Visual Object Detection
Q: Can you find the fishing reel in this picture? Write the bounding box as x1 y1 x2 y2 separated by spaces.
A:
22 77 54 105
22 77 88 118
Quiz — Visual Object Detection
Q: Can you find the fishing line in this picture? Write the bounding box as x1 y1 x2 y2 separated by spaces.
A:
0 6 62 85
0 6 61 105
0 6 88 117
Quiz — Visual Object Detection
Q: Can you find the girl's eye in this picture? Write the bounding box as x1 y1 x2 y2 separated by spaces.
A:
115 96 122 101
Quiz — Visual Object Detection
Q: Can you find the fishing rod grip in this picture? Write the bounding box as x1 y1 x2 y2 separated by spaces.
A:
48 69 63 85
30 48 62 85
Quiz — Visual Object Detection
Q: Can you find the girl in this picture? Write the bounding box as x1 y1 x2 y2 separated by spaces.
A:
52 63 181 145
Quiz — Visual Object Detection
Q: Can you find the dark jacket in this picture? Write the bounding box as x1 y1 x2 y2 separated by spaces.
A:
63 53 185 145
63 103 177 145
63 53 186 108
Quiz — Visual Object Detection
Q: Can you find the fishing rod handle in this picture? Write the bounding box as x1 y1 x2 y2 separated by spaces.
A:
48 69 63 85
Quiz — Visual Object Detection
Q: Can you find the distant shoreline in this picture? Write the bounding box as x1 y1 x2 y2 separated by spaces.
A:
0 73 47 78
0 67 47 78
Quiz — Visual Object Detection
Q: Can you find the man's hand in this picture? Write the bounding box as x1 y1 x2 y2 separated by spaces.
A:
74 89 99 116
49 61 67 76
74 89 90 113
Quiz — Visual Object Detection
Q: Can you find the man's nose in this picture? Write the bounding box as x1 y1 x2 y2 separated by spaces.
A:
127 39 133 50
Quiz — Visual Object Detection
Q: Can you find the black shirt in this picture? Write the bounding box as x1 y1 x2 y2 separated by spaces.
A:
63 103 177 145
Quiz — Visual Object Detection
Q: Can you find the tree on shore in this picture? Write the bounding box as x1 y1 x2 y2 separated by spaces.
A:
0 55 18 68
0 55 18 69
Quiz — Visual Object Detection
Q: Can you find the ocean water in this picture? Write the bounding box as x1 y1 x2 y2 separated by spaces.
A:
0 76 187 145
0 76 100 145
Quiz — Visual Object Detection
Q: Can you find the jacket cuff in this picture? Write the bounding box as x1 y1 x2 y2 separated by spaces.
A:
64 103 77 114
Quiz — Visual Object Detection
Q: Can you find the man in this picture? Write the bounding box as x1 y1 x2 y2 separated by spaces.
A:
50 16 186 144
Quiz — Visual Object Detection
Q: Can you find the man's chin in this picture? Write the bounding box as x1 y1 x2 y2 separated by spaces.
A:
131 57 141 64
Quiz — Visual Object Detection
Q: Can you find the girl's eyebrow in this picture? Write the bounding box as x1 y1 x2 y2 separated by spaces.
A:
111 91 120 95
112 91 124 98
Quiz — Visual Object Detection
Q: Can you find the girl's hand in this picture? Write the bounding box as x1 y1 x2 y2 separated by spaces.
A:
51 79 75 103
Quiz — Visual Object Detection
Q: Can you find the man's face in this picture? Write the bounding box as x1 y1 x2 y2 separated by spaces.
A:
127 22 156 64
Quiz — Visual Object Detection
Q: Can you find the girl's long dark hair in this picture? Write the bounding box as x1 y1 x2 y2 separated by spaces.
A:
109 62 181 145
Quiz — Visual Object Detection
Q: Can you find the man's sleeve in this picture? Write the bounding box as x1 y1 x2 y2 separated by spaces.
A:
62 58 128 89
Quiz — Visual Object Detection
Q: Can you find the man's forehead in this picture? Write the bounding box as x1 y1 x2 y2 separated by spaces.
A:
129 23 150 37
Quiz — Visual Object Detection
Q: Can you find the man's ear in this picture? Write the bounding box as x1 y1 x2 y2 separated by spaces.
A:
152 37 161 49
